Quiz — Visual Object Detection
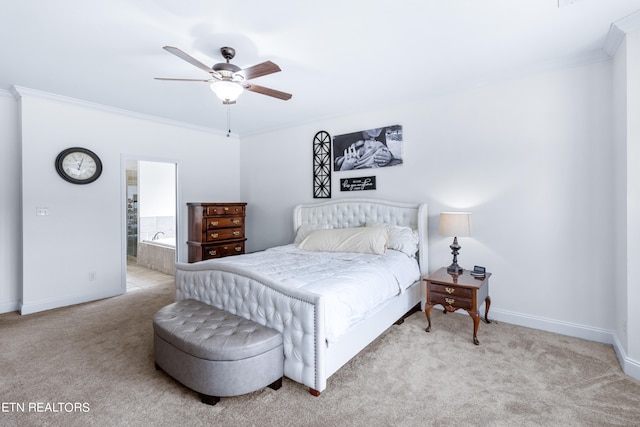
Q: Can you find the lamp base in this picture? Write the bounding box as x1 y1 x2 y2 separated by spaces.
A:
447 236 463 275
447 264 464 275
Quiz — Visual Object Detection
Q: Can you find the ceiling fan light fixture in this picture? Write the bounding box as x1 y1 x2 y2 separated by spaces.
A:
210 80 244 102
160 46 291 102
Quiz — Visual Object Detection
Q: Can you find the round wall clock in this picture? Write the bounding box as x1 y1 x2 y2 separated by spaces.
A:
55 147 103 184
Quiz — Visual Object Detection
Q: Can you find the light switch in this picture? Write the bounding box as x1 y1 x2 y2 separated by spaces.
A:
36 207 49 216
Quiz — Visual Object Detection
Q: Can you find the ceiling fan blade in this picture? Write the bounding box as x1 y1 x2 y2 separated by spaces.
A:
155 77 212 82
238 61 281 80
163 46 212 73
245 83 292 100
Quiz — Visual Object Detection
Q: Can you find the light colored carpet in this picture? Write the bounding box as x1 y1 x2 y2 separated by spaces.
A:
1 277 639 427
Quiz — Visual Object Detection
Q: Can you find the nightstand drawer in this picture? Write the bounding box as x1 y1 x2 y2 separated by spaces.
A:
430 292 473 310
429 283 473 299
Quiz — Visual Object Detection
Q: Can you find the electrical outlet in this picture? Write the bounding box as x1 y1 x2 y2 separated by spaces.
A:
89 272 97 281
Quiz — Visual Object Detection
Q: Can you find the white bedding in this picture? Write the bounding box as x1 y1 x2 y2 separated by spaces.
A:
188 244 420 342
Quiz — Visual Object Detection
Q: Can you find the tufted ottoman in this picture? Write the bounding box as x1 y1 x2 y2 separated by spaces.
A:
153 299 284 405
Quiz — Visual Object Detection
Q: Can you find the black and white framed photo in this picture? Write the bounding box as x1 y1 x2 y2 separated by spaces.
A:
332 125 403 172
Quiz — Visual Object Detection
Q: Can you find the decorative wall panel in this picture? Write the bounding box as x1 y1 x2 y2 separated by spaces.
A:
313 131 331 198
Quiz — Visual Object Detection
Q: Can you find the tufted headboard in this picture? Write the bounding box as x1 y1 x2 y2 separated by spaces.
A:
293 198 428 275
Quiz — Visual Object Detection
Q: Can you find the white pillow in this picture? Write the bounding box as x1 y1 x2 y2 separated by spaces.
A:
298 227 389 255
366 222 419 257
294 223 333 244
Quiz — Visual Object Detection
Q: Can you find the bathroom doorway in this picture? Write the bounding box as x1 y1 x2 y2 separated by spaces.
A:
124 158 178 291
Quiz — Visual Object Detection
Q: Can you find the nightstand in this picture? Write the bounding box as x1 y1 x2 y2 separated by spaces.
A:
424 267 491 345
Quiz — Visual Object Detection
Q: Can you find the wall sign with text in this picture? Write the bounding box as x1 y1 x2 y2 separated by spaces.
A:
340 176 376 192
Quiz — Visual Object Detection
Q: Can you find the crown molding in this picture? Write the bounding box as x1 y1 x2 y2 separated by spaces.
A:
0 88 15 99
9 85 233 137
604 10 640 57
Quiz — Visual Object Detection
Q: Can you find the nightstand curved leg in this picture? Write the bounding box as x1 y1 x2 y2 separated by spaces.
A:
424 304 433 332
469 311 480 345
484 296 491 323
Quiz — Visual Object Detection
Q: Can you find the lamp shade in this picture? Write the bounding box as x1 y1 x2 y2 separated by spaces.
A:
210 80 244 102
438 212 472 237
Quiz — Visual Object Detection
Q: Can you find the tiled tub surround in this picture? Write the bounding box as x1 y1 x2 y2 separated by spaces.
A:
138 237 175 275
139 215 175 242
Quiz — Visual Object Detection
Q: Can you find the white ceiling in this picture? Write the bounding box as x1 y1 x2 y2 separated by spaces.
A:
1 0 639 136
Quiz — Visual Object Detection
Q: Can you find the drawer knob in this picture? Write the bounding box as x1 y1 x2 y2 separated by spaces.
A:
233 231 240 236
232 219 240 225
208 250 217 256
445 297 455 305
235 246 242 252
445 287 455 294
211 233 219 238
224 207 229 211
210 221 219 226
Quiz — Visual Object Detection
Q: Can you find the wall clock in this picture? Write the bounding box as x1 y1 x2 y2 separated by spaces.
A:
55 147 103 184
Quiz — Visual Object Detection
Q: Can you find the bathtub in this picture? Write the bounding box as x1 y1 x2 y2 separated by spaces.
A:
137 237 176 275
145 237 175 248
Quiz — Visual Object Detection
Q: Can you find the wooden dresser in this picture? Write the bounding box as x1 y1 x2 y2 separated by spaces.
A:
187 202 247 263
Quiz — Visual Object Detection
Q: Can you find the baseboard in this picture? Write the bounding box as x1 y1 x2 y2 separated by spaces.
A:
490 308 613 344
491 308 640 382
0 299 20 314
20 288 123 315
612 334 640 381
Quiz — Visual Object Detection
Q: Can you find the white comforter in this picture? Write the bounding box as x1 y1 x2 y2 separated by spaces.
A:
190 244 420 342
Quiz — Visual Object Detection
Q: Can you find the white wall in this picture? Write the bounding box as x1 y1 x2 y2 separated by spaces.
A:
623 29 640 374
611 28 640 381
612 34 629 370
0 92 21 312
16 88 240 314
139 161 176 218
241 60 616 343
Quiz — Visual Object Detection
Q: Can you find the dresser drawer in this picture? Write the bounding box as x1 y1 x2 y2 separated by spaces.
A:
206 227 244 242
429 292 473 310
429 283 473 299
205 205 245 216
206 216 244 229
203 242 245 259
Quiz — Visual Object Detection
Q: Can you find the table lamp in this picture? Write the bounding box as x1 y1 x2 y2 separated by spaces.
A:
438 212 472 274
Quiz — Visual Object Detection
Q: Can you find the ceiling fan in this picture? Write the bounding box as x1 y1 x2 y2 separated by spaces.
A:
155 46 292 104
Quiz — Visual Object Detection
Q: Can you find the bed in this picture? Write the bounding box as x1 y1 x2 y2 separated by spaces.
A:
174 198 428 395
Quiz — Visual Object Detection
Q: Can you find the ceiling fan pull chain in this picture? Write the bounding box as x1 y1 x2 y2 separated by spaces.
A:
226 105 231 137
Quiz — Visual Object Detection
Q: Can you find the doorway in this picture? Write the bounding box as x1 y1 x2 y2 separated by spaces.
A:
124 158 178 291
